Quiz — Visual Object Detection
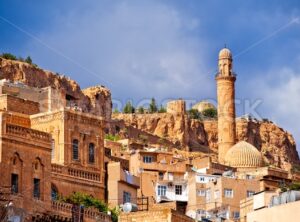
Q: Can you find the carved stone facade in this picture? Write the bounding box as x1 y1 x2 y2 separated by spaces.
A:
0 81 107 219
216 48 236 163
30 109 106 199
0 111 52 214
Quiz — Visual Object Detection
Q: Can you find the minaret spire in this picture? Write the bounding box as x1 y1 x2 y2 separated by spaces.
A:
216 47 236 164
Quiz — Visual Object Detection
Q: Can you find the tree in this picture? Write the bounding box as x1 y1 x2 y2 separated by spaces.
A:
158 105 166 113
188 109 201 119
123 101 135 113
149 98 158 113
25 56 32 64
137 106 144 114
201 108 217 119
1 53 17 60
60 192 119 222
113 108 119 114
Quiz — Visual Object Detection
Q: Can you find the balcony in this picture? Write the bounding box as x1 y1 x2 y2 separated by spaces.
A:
51 164 102 183
120 169 140 188
51 201 111 222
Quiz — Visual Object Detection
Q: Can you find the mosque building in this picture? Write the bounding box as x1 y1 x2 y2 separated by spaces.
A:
215 47 265 169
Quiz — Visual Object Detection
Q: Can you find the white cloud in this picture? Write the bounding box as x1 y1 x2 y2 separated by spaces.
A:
250 67 300 150
25 0 211 104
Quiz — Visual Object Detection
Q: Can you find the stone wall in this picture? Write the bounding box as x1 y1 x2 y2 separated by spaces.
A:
0 94 40 115
119 209 194 222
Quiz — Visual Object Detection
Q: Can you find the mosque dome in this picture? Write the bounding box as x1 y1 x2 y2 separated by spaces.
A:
192 100 216 113
224 141 263 168
219 47 232 59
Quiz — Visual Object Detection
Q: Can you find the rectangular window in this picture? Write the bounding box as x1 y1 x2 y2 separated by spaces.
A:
224 188 233 198
11 174 18 194
175 185 182 195
159 172 164 180
197 176 206 183
233 211 240 219
143 156 153 163
33 178 40 199
157 185 167 196
197 189 206 197
247 190 255 197
123 191 131 203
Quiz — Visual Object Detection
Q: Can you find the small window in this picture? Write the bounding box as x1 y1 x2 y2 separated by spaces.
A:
157 185 167 196
197 189 206 197
72 139 79 160
33 178 40 199
123 191 131 203
51 185 58 201
143 156 153 163
11 174 19 194
247 190 255 197
88 143 95 163
159 172 164 180
197 176 205 183
224 188 233 198
233 211 240 219
175 185 182 195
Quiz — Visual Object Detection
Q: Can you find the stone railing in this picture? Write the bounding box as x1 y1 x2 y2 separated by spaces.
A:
68 168 101 181
51 164 101 182
51 201 112 222
6 124 51 142
51 164 63 174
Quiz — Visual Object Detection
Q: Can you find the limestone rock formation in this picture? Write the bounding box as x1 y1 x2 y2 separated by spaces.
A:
0 58 112 119
113 113 299 171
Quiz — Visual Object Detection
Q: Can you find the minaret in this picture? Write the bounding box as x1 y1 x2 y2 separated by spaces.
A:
216 47 236 164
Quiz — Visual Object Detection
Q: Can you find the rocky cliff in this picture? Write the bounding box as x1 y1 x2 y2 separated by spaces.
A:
113 113 300 171
0 58 112 118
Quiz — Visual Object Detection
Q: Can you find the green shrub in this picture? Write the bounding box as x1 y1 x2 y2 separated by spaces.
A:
1 53 17 60
105 134 120 141
188 109 201 120
149 98 158 113
25 56 32 64
158 105 166 113
123 101 135 113
61 192 119 222
201 108 217 119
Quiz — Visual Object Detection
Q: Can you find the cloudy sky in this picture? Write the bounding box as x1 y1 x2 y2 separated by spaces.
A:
1 0 300 151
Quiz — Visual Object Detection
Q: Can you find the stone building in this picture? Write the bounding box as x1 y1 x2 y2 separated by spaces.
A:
216 48 237 164
31 109 106 199
0 106 52 215
166 99 186 115
107 161 140 208
0 80 108 220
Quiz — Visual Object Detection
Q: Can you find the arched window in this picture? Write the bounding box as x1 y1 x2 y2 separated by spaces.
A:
89 143 95 163
51 184 58 201
72 139 79 160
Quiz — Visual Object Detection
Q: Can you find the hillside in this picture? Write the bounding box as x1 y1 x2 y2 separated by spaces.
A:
113 113 300 171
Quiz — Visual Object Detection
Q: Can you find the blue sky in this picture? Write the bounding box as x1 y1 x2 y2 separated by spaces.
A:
1 0 300 151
